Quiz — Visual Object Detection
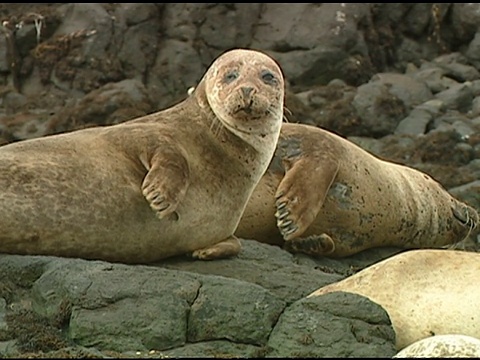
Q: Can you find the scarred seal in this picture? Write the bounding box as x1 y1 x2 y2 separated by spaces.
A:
0 48 285 264
236 123 478 257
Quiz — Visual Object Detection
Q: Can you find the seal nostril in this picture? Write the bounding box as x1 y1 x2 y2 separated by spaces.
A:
241 86 254 97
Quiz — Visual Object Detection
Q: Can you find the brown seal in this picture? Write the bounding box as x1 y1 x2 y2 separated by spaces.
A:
0 48 285 264
308 249 480 350
236 123 478 257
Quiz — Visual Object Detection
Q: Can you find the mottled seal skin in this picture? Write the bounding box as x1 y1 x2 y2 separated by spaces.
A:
236 123 479 257
394 334 480 358
0 48 285 264
308 249 480 350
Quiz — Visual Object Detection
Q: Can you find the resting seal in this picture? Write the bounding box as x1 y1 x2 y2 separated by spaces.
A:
308 249 480 350
0 48 285 264
394 334 480 358
236 123 478 257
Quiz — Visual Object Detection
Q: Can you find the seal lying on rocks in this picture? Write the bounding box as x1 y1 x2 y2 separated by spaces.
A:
236 123 478 257
0 48 285 264
308 249 480 350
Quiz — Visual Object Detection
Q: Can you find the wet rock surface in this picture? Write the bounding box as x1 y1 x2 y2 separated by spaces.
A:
0 241 400 358
0 3 479 358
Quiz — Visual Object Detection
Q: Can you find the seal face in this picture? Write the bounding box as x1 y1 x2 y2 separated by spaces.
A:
308 249 480 350
236 123 479 257
0 48 285 264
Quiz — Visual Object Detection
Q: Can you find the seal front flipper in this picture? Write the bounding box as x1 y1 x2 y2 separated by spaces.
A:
141 145 190 220
275 155 339 240
191 236 241 260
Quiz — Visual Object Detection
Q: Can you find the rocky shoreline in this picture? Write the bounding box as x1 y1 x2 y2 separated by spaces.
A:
0 3 479 358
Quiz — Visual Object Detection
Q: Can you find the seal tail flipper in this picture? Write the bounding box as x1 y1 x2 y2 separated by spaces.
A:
283 234 335 257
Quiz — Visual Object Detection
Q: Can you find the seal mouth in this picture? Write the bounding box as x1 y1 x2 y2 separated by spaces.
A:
234 100 254 114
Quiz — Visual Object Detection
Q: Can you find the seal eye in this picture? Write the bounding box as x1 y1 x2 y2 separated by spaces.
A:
224 70 239 84
261 70 277 85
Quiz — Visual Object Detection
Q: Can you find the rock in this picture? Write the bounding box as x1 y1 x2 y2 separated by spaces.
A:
0 109 51 141
147 39 203 110
395 99 444 135
466 31 480 68
2 91 27 113
115 4 161 80
162 341 263 358
451 3 480 43
432 111 476 139
396 37 437 68
0 240 400 358
187 277 285 345
266 292 396 357
471 96 480 116
433 62 480 82
347 136 385 157
0 27 14 74
449 179 480 212
116 3 160 26
0 340 17 358
0 297 7 331
352 80 406 137
161 240 344 304
434 82 473 112
297 81 361 136
372 73 433 108
252 3 374 87
412 63 460 94
46 78 155 134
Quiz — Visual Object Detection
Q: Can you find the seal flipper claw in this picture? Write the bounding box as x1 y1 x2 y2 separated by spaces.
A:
283 226 298 237
276 209 290 221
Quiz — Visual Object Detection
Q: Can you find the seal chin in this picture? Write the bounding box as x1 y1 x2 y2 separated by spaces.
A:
218 113 282 156
222 110 282 136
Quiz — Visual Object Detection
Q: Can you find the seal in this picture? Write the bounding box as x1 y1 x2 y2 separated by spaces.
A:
236 123 479 257
393 334 480 358
307 249 480 350
0 48 285 264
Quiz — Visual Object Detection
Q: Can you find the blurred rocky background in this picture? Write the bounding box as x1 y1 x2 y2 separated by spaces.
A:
0 3 479 358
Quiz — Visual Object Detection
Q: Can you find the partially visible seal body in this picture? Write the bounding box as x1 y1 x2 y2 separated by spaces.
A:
393 334 480 358
308 249 480 350
236 123 478 257
0 48 285 264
